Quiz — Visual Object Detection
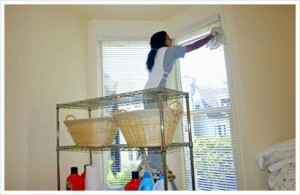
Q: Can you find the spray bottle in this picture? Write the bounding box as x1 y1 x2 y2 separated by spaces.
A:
124 171 141 190
152 174 165 190
66 167 83 190
138 171 154 191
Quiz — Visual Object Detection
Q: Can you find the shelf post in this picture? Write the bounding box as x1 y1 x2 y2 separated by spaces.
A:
158 92 168 190
185 93 196 190
88 108 93 164
56 105 61 190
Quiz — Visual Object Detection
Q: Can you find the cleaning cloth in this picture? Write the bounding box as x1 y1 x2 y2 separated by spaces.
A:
206 27 226 50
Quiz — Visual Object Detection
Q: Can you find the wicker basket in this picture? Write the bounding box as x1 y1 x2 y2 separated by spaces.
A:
63 115 118 147
113 101 182 147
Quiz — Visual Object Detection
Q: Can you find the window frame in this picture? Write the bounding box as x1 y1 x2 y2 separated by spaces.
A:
172 19 241 190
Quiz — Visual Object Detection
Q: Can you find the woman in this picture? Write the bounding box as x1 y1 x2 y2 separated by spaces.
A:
145 30 217 90
143 29 220 173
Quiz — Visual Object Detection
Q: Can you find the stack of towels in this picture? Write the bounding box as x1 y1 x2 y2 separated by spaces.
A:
255 138 295 190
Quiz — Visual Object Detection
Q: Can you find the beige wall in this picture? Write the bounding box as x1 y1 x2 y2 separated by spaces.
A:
165 5 222 36
222 5 295 190
5 5 89 190
4 4 295 191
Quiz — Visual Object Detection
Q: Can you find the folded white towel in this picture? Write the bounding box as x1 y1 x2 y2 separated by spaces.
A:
268 163 295 190
263 150 295 170
268 157 295 172
255 139 295 190
206 27 226 50
255 138 295 170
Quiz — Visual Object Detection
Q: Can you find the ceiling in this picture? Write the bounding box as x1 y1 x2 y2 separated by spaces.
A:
68 5 193 21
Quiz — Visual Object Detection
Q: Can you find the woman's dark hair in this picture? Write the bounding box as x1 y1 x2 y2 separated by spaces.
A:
146 31 167 72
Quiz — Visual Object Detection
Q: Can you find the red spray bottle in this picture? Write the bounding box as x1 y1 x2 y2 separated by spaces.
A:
66 167 83 190
124 171 141 190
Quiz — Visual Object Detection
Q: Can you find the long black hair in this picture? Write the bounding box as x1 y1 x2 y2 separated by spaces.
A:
146 31 167 72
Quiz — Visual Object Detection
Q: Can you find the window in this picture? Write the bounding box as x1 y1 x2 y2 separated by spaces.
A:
98 40 149 188
221 98 230 107
97 18 239 190
215 125 226 136
174 19 239 190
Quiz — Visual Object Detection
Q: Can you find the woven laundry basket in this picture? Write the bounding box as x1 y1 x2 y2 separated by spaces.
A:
113 101 182 147
64 115 118 147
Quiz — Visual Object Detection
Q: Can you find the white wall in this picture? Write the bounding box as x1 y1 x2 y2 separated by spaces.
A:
5 5 89 190
165 5 222 37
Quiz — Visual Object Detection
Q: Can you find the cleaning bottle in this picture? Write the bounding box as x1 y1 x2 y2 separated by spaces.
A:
138 171 154 191
124 171 141 190
66 167 83 190
152 174 165 190
80 164 90 190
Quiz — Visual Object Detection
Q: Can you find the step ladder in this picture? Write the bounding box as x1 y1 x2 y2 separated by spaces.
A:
136 149 178 190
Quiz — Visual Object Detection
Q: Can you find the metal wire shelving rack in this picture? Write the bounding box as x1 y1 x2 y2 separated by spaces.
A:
56 86 195 190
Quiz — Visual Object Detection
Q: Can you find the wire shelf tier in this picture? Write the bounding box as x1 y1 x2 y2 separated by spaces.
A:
56 87 188 110
58 142 189 152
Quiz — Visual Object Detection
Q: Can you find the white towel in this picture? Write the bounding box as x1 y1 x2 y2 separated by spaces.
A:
255 138 295 170
255 138 296 190
268 163 295 190
268 157 295 172
263 150 295 170
206 27 226 50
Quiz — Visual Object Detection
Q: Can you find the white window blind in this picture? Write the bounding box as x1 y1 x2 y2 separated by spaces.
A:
175 20 239 190
98 40 149 189
100 41 149 96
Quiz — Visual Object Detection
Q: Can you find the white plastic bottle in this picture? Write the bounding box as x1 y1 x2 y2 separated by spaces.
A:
152 174 165 191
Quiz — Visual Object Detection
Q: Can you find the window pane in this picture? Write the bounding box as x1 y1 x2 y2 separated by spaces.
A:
180 45 229 111
101 41 149 95
99 41 149 188
177 24 239 190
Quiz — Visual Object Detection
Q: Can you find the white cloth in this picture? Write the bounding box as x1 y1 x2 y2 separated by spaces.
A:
255 138 296 190
268 163 295 190
268 157 295 172
206 27 226 50
255 139 295 170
